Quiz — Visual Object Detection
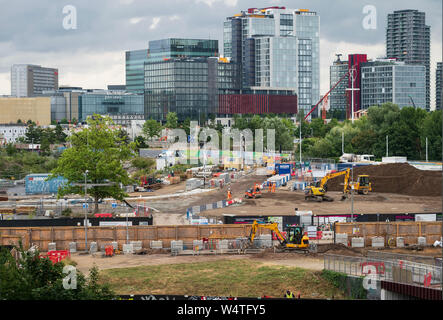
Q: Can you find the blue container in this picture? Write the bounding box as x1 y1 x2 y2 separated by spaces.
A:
25 174 68 195
275 163 292 175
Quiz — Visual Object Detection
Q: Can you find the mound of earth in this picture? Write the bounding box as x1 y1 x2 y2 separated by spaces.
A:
326 163 442 197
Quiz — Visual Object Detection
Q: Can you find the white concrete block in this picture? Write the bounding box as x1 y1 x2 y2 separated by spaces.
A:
351 237 365 248
336 233 348 246
48 242 56 252
123 243 134 254
89 242 98 253
171 240 183 251
372 237 385 248
69 242 77 253
396 237 405 248
418 237 426 246
150 240 163 249
130 241 143 251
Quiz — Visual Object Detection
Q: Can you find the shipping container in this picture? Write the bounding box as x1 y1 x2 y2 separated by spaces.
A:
275 163 293 175
25 174 68 195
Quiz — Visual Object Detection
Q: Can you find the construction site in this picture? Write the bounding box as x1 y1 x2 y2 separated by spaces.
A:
1 158 442 300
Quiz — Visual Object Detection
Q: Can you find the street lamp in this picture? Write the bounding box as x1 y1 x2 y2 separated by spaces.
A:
84 169 89 251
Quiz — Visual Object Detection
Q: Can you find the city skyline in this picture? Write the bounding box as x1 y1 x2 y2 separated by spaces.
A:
0 0 441 109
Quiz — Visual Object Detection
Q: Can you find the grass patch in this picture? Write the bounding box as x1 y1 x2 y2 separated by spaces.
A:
99 259 344 299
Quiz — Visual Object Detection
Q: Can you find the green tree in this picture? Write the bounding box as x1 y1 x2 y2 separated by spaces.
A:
143 119 163 141
165 112 178 129
55 124 67 143
421 110 442 160
50 114 137 213
0 244 115 300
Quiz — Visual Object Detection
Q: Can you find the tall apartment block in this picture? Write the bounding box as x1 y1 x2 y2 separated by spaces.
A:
436 62 442 110
360 59 426 110
386 10 430 111
11 64 58 97
223 7 320 118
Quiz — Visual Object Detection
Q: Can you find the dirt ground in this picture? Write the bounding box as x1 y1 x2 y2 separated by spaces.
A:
200 189 442 217
124 171 441 220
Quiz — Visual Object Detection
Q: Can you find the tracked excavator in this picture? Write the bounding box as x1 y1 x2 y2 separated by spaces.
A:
304 168 371 202
241 220 315 253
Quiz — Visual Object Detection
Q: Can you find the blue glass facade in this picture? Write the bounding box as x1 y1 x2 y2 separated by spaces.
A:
126 49 149 94
78 93 144 121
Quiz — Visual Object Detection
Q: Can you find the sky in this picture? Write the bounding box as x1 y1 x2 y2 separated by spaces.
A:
0 0 442 108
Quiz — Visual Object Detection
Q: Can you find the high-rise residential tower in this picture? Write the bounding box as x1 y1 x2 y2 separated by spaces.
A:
436 62 442 110
386 9 430 111
223 7 320 118
11 64 58 97
329 54 349 120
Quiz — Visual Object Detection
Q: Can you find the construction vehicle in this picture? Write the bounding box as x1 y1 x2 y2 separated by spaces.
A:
134 176 162 192
245 184 262 199
244 220 313 253
304 168 372 202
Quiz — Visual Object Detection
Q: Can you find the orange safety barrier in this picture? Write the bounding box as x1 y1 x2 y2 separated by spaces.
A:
105 245 114 257
360 262 385 275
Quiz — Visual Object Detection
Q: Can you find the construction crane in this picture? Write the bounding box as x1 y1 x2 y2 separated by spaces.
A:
244 220 313 253
304 66 355 121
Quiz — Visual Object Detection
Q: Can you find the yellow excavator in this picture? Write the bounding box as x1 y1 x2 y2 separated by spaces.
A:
304 168 371 202
243 220 313 253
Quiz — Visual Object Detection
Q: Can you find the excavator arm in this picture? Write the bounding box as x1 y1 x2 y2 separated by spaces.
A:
249 221 286 246
319 168 350 191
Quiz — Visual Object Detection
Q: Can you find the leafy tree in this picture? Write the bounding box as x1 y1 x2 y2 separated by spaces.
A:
5 143 17 156
421 110 442 160
143 119 163 141
134 135 149 149
50 114 137 213
55 124 67 143
165 112 178 129
0 244 115 300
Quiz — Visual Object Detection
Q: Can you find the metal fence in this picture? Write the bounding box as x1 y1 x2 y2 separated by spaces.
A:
324 254 442 290
366 250 440 267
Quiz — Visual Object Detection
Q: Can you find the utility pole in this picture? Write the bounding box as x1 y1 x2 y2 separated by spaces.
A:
351 163 354 221
426 137 428 162
342 131 344 154
386 135 389 157
84 169 89 251
299 114 302 163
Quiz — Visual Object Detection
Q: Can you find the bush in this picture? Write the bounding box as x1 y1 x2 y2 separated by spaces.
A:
0 243 115 300
61 208 72 217
320 269 367 299
131 157 156 170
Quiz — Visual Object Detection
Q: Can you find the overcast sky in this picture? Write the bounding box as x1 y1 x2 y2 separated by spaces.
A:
0 0 441 108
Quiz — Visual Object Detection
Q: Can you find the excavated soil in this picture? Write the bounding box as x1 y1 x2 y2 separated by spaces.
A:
326 163 442 197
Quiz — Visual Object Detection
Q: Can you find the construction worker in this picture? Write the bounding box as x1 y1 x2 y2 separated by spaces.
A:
268 183 272 193
284 290 294 299
227 188 232 200
272 183 276 193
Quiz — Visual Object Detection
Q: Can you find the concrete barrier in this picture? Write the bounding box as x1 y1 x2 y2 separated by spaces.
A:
69 242 77 253
123 243 133 254
150 241 163 249
322 231 334 240
418 237 427 246
131 241 143 251
351 237 365 248
48 242 56 251
171 240 183 251
396 237 405 248
89 242 98 253
336 233 348 246
193 240 203 251
371 237 385 248
111 241 118 250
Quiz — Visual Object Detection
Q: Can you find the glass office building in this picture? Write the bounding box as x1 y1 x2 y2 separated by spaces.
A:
223 7 320 118
144 57 238 122
126 49 149 94
78 92 144 122
329 57 349 120
147 38 218 62
360 60 426 110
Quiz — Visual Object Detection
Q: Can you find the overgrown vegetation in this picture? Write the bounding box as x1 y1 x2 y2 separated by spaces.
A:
321 269 367 299
0 244 115 300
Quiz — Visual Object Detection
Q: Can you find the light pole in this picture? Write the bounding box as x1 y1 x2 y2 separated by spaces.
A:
346 67 359 124
351 163 354 221
386 135 389 157
84 169 89 251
